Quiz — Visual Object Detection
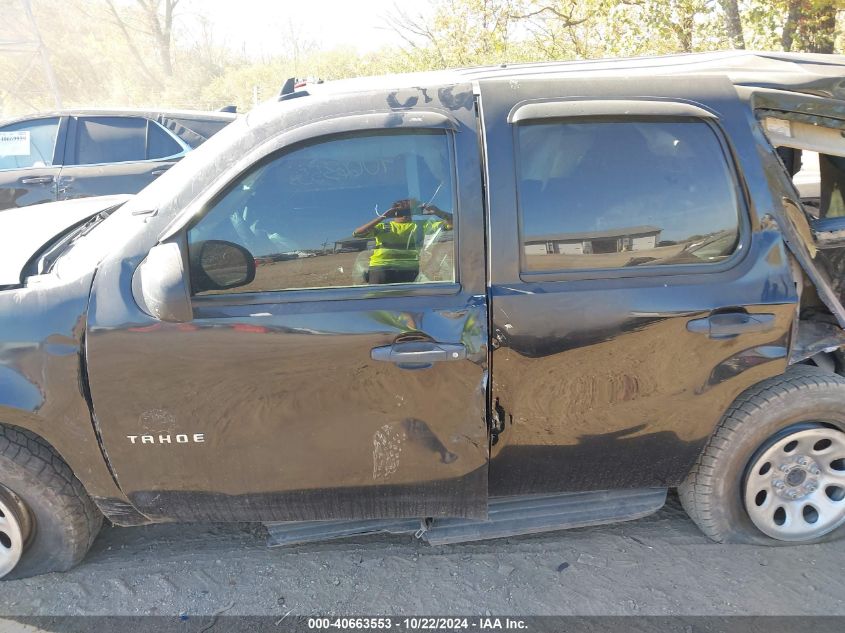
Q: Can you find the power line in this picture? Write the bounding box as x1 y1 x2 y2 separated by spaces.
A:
2 0 62 110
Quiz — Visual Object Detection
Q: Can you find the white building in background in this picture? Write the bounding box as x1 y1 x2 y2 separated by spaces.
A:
524 225 662 256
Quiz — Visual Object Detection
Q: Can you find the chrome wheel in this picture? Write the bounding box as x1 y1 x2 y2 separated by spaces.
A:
744 427 845 541
0 486 25 578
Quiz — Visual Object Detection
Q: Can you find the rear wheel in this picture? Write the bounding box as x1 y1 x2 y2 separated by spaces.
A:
680 366 845 544
743 425 845 541
0 425 102 579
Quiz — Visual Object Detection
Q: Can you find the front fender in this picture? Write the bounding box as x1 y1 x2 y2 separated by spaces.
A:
0 271 149 526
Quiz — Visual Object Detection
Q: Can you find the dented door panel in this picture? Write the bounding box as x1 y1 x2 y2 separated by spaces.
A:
487 234 796 495
478 77 799 496
86 293 488 521
85 84 489 522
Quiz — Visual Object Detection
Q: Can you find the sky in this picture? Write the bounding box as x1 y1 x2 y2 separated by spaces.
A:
180 0 430 57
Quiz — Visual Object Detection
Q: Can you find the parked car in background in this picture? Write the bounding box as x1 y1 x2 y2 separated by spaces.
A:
0 108 236 210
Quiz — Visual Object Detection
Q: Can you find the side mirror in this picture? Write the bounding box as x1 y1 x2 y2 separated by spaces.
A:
190 240 256 293
132 242 193 322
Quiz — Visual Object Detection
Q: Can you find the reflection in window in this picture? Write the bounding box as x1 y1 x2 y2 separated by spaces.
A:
517 120 740 271
0 118 60 170
188 130 455 294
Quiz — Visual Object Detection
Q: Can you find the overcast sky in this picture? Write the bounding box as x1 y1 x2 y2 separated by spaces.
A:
181 0 429 57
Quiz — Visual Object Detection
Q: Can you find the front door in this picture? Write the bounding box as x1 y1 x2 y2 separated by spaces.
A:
86 105 489 522
478 76 799 496
0 116 64 210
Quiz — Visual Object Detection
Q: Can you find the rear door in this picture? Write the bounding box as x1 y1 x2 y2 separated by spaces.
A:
478 76 799 496
0 116 64 210
57 115 185 200
85 98 490 522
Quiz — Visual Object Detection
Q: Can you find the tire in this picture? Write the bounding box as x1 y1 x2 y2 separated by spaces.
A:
0 425 102 579
679 365 845 545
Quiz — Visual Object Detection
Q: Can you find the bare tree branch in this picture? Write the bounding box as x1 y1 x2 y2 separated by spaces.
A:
106 0 160 85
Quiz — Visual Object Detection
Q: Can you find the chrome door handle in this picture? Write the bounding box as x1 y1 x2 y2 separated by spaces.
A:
371 341 466 369
19 176 54 185
687 312 775 339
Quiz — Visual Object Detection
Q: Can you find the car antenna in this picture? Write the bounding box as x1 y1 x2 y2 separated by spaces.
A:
279 77 296 97
279 77 310 102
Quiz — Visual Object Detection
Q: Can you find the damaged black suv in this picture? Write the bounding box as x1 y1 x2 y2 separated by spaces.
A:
3 51 845 579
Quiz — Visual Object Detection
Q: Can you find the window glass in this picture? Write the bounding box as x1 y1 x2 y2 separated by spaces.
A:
518 120 740 271
188 131 455 295
75 116 146 164
147 121 183 159
0 118 60 170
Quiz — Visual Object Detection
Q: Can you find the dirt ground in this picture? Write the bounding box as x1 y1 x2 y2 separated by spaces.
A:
1 493 843 618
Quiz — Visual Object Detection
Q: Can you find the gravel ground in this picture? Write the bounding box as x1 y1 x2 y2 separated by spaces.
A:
1 494 843 617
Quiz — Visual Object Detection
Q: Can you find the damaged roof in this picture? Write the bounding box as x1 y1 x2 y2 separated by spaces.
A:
310 51 845 102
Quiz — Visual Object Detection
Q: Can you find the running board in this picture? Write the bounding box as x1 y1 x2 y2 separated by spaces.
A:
264 488 667 547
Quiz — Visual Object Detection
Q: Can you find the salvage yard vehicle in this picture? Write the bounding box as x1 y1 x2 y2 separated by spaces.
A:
5 51 845 579
0 108 236 210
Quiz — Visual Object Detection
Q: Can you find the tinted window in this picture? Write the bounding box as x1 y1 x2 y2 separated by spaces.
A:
518 120 740 272
188 131 455 295
0 118 60 170
75 116 147 164
147 122 183 159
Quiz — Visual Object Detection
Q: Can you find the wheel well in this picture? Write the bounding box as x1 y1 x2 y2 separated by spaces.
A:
0 422 69 469
0 422 151 527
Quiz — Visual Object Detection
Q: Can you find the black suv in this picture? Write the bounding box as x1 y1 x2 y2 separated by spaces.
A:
3 51 845 580
0 108 235 210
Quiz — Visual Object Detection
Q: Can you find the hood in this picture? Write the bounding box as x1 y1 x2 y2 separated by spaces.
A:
0 194 132 287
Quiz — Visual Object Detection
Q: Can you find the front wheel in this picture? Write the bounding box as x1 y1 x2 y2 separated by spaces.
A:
680 366 845 545
0 425 102 579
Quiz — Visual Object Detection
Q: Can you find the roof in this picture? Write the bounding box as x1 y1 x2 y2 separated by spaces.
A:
300 51 845 101
526 226 662 242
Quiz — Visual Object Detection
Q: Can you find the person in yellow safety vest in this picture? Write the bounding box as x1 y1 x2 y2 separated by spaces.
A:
353 198 453 284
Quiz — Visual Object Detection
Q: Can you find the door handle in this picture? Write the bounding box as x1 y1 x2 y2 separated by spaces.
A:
371 341 466 369
687 312 776 339
19 176 54 185
151 167 171 177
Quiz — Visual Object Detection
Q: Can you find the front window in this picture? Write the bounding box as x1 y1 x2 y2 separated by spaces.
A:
0 118 60 170
188 130 456 295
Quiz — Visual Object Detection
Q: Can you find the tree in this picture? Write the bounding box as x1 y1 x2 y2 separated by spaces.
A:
137 0 178 76
779 0 840 54
719 0 745 48
385 0 523 68
105 0 159 86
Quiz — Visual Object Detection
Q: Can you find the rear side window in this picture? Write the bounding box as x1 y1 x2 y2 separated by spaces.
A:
76 117 146 164
147 122 183 159
0 117 60 170
73 117 183 165
517 120 741 272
